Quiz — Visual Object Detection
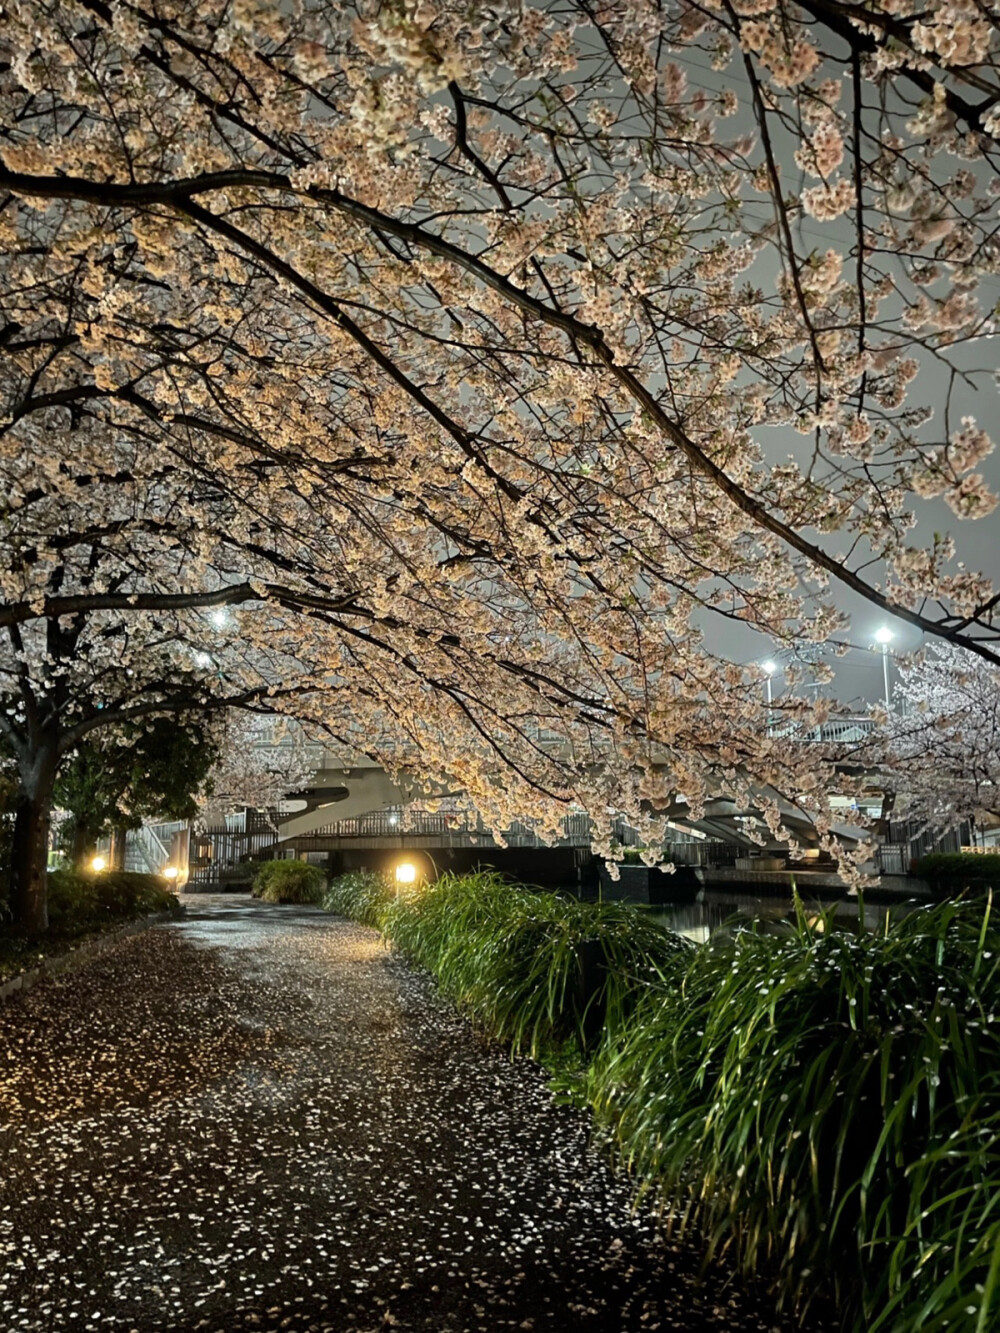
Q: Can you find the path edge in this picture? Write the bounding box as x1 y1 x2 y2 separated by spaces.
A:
0 908 182 1004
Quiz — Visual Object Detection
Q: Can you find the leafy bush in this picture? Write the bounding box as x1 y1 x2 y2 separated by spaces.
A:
323 869 394 928
46 869 100 932
46 869 180 936
252 859 326 904
916 852 1000 895
382 871 691 1062
585 897 1000 1331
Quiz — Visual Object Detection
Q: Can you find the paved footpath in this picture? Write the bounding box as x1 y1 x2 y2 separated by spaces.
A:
0 897 827 1333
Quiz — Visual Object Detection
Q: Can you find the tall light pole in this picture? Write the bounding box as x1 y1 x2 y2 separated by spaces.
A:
874 627 893 708
762 660 778 733
762 660 777 710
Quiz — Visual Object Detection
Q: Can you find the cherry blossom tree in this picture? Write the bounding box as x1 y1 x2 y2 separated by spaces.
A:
197 712 316 827
2 0 999 926
878 643 1000 836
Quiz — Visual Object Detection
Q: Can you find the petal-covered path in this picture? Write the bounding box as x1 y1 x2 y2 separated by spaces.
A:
1 897 825 1333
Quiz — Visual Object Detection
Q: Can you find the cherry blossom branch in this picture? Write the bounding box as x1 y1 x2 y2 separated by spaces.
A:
7 161 985 656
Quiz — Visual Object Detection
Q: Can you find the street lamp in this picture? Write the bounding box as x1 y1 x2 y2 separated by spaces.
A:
90 855 107 873
874 627 893 708
761 660 778 709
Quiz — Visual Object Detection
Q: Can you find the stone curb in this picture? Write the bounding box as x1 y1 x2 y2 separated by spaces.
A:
0 908 181 1004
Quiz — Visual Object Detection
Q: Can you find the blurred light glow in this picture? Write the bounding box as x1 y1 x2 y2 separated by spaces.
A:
761 660 778 675
162 866 179 880
394 861 417 885
210 609 229 628
875 626 894 645
90 855 107 873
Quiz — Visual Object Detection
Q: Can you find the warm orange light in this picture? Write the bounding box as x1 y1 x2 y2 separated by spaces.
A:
90 855 107 873
394 861 418 885
162 866 179 880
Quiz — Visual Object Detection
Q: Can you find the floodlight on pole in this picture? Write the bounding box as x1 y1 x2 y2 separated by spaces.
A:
874 627 894 707
761 660 778 710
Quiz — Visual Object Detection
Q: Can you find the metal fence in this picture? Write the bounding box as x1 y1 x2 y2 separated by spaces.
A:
302 808 593 847
187 828 277 886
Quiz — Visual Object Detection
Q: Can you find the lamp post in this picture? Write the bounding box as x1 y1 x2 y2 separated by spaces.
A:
762 660 777 733
874 627 893 708
762 660 777 709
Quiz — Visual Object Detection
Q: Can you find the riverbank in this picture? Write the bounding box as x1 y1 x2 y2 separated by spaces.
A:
324 868 999 1331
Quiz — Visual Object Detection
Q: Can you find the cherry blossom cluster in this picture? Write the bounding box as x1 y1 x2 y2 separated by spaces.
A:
1 0 998 888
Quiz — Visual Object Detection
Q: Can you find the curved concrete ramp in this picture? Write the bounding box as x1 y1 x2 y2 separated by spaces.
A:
276 767 409 840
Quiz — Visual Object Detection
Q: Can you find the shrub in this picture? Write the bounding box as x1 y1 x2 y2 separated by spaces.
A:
47 868 180 935
252 859 325 904
585 897 1000 1331
46 869 100 932
916 852 1000 895
323 869 394 928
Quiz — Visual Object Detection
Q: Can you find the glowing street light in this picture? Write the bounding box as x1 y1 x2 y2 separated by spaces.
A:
90 855 107 873
394 861 417 886
761 660 778 709
162 866 179 881
874 626 894 708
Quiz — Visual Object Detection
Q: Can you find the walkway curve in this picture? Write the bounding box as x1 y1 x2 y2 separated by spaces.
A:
0 896 829 1332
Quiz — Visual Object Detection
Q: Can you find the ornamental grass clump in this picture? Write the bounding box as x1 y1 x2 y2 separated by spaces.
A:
585 897 1000 1332
382 871 690 1064
323 869 394 928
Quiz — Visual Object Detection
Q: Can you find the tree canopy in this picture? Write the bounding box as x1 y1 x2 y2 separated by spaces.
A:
1 0 999 923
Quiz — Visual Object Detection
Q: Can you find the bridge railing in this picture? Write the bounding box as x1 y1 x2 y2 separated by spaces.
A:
767 716 877 744
305 808 593 846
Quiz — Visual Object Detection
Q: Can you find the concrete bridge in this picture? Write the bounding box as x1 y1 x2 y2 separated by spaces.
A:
177 716 920 890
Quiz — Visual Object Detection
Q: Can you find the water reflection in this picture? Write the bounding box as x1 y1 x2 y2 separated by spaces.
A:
643 889 921 943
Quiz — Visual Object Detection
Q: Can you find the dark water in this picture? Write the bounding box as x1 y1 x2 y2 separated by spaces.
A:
643 888 921 943
569 878 924 941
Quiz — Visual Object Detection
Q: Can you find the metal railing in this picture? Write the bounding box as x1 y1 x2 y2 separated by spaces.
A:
767 716 877 744
304 808 593 847
874 844 909 876
124 822 184 874
187 828 277 885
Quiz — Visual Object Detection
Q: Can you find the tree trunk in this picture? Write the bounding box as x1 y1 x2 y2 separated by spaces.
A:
11 751 57 934
70 818 96 872
110 824 128 871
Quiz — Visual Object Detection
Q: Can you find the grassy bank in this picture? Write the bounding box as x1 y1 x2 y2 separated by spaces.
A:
0 869 181 980
324 872 1000 1332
